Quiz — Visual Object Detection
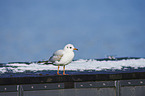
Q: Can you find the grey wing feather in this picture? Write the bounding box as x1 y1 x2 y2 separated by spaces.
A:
49 50 64 63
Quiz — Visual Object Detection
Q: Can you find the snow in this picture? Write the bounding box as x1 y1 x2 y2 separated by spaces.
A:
0 58 145 73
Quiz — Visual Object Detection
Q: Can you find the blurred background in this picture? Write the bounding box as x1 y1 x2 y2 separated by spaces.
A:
0 0 145 63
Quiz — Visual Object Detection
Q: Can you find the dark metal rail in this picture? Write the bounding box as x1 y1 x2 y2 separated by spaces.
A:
1 72 145 96
0 79 145 96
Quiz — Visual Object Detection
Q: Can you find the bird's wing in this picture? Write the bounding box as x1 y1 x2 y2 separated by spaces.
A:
49 50 64 62
53 50 64 56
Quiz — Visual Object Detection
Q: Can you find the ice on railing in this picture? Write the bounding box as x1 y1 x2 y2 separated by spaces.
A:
0 58 145 73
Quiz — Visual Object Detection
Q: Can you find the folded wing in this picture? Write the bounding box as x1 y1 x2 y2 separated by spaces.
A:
49 50 64 63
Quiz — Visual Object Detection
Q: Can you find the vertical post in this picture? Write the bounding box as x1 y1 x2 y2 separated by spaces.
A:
17 85 23 96
115 81 120 96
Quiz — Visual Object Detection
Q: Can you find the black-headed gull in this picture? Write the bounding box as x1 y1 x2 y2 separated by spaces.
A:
49 44 78 75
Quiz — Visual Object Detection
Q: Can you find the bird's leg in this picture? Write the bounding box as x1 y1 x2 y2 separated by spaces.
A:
63 65 68 75
57 65 61 75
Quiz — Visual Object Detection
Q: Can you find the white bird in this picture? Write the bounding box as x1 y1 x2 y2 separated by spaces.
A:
49 44 78 75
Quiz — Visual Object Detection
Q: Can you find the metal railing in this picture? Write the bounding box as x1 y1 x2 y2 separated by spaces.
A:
0 79 145 96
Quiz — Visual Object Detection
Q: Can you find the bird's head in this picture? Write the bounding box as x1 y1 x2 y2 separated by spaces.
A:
64 44 78 51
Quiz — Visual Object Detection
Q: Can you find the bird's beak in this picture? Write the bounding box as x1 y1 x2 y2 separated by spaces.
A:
73 48 78 51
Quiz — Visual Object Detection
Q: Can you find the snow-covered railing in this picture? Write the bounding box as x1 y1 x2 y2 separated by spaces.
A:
0 57 145 96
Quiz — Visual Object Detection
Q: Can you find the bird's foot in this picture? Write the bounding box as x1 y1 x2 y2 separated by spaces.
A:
63 73 68 75
57 73 62 75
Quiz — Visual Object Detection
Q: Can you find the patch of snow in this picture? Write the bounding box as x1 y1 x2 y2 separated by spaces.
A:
0 59 144 73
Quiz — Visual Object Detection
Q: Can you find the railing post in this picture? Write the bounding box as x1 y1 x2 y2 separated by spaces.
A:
17 85 23 96
115 81 120 96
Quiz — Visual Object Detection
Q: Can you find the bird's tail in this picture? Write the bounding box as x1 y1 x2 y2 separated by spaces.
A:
37 60 53 64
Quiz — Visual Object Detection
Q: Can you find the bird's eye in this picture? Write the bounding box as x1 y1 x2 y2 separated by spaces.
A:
67 47 68 48
70 47 72 49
